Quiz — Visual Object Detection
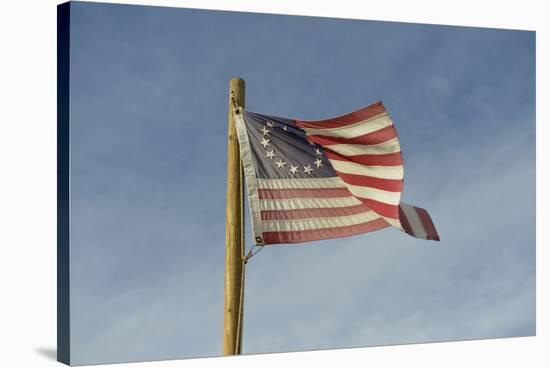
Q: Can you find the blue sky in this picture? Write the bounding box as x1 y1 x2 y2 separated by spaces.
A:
67 1 535 365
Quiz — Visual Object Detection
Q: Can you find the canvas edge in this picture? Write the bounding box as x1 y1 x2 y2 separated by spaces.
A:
57 2 71 365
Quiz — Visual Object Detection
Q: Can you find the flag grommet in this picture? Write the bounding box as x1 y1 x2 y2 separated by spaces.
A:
255 236 263 244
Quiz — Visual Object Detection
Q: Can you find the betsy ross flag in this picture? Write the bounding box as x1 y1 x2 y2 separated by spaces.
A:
233 101 439 245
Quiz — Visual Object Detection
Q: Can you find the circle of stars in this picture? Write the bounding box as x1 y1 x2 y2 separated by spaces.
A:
259 119 327 176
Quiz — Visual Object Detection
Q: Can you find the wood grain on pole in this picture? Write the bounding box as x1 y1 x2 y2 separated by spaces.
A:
223 77 245 355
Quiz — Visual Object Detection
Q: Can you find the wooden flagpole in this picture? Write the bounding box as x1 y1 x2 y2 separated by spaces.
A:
223 77 246 355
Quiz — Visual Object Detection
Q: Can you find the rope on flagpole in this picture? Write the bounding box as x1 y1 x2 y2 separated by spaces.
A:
234 243 264 354
233 94 245 354
244 245 265 264
235 253 246 354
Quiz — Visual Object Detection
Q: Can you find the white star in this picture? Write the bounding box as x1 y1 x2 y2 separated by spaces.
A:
314 159 323 168
283 125 287 131
265 150 275 159
266 120 275 128
315 148 323 156
260 138 270 148
289 165 299 175
260 126 270 136
275 160 287 168
303 165 313 175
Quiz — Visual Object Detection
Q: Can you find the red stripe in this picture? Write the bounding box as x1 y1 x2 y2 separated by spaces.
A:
294 101 386 129
415 207 440 241
337 172 403 192
325 150 403 166
258 187 352 200
398 205 414 236
307 125 397 146
262 218 390 244
261 204 370 221
357 198 399 219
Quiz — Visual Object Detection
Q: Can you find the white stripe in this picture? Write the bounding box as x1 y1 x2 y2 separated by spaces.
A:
326 137 401 156
380 216 403 230
400 203 427 239
329 160 404 179
345 184 402 205
302 113 392 138
262 210 381 232
257 177 346 190
259 196 362 211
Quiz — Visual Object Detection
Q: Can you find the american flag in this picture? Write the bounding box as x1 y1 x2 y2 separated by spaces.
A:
233 101 439 245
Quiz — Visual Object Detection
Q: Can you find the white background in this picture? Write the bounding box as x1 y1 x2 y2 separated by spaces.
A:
0 0 547 366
